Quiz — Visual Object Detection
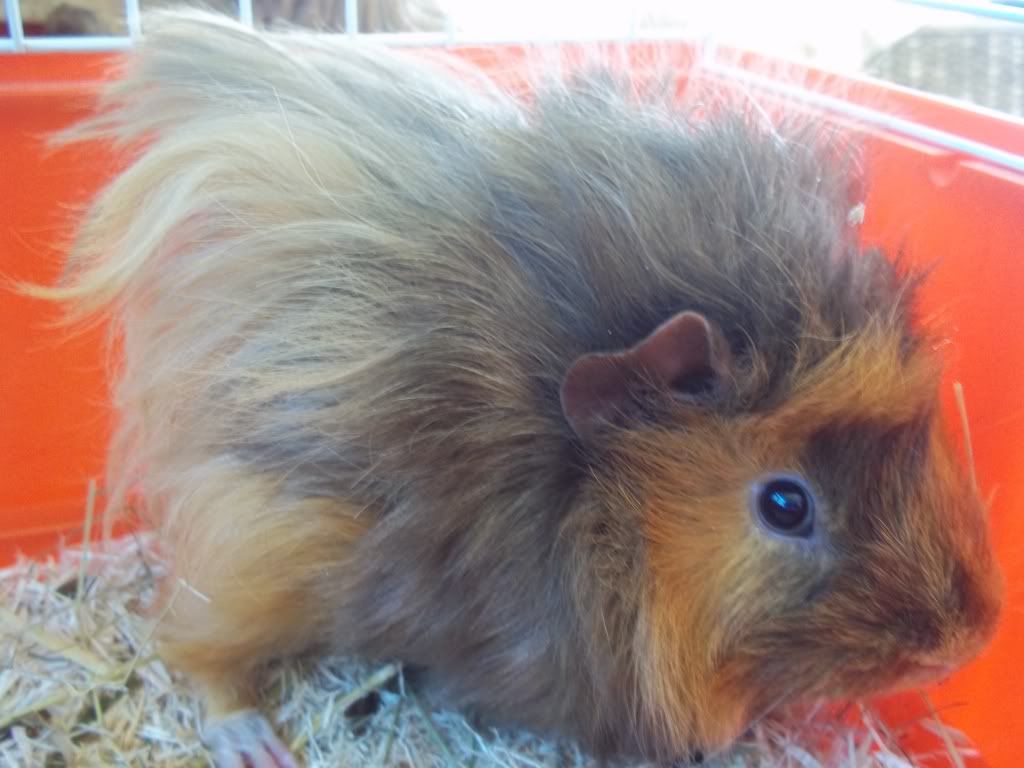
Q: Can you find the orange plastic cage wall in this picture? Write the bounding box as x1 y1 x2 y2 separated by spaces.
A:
1 42 1022 766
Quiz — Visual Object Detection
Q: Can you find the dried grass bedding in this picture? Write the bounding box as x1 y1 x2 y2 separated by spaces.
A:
0 517 975 768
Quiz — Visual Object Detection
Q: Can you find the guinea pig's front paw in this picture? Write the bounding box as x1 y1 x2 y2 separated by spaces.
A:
203 709 299 768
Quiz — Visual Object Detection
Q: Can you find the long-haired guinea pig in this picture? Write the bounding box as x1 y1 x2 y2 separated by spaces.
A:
31 10 1003 767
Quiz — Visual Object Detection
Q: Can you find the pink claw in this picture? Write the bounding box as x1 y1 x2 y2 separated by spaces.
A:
204 709 299 768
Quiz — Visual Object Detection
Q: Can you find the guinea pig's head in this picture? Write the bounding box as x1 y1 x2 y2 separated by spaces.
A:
560 281 1003 756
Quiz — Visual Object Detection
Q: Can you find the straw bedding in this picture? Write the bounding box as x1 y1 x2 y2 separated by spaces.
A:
0 522 974 768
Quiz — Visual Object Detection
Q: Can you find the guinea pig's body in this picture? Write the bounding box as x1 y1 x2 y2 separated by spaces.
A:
40 11 1002 767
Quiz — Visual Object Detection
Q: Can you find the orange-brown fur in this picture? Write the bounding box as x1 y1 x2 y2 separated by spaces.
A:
631 331 1000 752
151 470 370 717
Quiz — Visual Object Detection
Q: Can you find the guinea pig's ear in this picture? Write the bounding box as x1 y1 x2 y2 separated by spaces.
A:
561 311 732 440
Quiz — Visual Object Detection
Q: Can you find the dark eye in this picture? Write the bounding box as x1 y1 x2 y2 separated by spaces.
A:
753 476 815 538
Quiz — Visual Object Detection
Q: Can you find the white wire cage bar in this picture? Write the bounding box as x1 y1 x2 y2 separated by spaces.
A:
237 0 252 26
125 0 142 37
1 0 25 51
342 0 357 36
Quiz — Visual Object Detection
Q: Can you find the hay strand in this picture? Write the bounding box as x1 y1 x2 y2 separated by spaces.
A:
0 605 114 678
952 381 978 495
75 478 98 630
919 693 966 768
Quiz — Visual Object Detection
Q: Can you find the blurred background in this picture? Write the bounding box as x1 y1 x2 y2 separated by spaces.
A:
2 0 1023 118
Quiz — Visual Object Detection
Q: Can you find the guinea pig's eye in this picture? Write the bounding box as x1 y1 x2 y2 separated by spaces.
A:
752 476 815 538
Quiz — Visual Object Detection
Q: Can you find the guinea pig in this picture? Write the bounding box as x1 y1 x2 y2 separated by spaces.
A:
33 10 1003 767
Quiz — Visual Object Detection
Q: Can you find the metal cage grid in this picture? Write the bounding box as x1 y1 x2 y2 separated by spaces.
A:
0 0 692 54
3 0 1023 54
